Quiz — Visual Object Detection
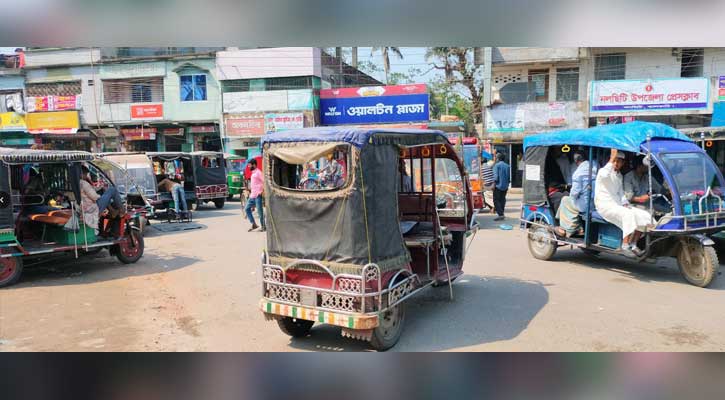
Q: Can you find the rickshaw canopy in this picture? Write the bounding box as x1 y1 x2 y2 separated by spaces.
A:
523 121 692 152
0 148 93 164
261 127 448 148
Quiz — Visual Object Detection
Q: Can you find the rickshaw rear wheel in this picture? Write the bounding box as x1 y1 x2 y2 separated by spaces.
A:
527 225 557 261
213 198 225 209
370 302 406 351
277 317 314 338
115 229 145 264
0 256 23 288
677 239 719 288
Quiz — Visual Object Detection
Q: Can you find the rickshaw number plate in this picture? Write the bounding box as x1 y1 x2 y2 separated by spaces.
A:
300 288 317 307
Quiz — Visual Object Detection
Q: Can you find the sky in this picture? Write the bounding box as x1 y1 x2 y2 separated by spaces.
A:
340 47 443 84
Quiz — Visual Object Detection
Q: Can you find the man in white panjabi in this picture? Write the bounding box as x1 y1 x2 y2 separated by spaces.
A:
594 149 653 257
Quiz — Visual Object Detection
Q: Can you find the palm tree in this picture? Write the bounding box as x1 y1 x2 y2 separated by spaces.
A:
371 47 403 84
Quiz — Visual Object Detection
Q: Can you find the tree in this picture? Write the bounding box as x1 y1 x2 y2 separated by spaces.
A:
370 47 404 84
425 47 484 123
428 79 472 121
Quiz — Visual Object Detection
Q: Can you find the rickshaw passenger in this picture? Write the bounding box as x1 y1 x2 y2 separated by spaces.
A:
624 156 662 210
547 182 568 216
80 166 124 233
552 147 575 185
556 152 596 237
594 150 652 256
22 168 52 215
399 160 412 192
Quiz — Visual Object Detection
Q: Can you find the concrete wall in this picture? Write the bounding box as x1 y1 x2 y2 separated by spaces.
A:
26 48 101 68
492 47 580 65
216 47 322 80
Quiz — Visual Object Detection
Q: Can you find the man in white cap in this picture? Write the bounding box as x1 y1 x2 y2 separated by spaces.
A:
594 149 652 257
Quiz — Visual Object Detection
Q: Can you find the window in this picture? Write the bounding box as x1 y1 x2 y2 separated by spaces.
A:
595 53 626 80
434 158 466 214
103 77 164 104
271 145 349 191
556 67 579 101
529 69 549 102
680 48 704 77
180 74 207 101
221 76 315 93
25 81 81 97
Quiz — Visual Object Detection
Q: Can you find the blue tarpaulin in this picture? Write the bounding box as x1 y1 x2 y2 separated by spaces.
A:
523 121 691 152
261 127 448 148
711 102 725 127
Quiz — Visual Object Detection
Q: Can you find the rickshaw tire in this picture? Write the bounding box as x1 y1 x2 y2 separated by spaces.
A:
190 202 198 211
116 230 144 264
0 256 23 288
677 242 719 288
227 194 234 201
277 317 314 338
214 198 225 209
370 302 406 351
527 226 557 261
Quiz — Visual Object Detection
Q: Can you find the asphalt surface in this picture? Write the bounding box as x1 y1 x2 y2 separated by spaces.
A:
1 194 724 351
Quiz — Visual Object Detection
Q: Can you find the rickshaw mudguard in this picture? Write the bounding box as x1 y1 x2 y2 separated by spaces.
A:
688 234 715 246
260 299 380 330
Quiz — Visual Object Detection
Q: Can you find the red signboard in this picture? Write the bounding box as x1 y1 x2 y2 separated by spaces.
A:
225 117 265 136
162 127 184 136
121 127 157 141
130 104 163 120
54 96 80 111
320 84 427 99
188 125 217 133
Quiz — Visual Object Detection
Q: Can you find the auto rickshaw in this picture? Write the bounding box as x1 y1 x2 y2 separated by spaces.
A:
96 152 158 230
521 121 724 288
225 154 246 201
259 127 478 350
0 148 145 288
147 151 228 210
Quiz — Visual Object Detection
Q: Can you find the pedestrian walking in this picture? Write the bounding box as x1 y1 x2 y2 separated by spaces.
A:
244 159 266 232
481 154 495 212
492 152 510 221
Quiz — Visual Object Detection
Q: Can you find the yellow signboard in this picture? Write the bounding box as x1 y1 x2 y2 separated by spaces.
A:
26 111 80 133
0 112 27 131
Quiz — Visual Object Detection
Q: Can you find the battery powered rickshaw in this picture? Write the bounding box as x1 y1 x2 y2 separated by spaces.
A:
0 148 145 288
147 152 228 211
259 127 479 350
225 154 246 201
521 121 724 288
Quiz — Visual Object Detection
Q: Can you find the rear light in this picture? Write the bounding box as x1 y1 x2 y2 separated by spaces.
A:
528 206 538 212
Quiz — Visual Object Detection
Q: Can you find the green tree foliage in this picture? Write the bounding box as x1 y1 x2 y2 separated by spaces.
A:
425 47 483 123
370 47 404 84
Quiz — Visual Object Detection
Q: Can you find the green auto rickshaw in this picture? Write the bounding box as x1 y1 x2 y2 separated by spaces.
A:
225 154 246 201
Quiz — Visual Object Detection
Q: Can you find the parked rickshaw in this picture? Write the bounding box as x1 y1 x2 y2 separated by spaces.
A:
96 152 158 230
521 121 724 287
0 148 144 288
259 127 478 350
225 154 246 201
147 152 228 210
448 136 485 210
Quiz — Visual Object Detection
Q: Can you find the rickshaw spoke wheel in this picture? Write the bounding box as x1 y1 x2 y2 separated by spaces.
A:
370 302 406 351
0 256 23 288
527 225 557 261
677 239 719 288
116 230 144 264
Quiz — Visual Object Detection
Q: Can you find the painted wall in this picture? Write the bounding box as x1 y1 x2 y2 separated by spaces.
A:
25 66 104 126
25 48 101 68
216 47 322 80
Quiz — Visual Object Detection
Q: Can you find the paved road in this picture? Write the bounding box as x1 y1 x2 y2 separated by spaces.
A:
1 195 724 351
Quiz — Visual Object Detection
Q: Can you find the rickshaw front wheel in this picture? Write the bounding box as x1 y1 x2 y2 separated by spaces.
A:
527 225 557 261
116 229 145 264
0 256 23 288
677 239 719 288
277 317 314 338
370 302 406 351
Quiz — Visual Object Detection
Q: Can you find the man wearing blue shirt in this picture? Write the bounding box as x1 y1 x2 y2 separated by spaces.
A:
492 152 511 221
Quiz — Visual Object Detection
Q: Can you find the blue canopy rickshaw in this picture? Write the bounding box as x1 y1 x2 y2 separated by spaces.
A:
521 121 724 288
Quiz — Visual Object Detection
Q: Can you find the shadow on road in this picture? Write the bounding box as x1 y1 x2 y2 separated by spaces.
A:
11 251 201 288
285 275 549 352
550 249 725 290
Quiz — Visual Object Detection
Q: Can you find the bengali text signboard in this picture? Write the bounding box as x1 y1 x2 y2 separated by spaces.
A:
590 78 709 114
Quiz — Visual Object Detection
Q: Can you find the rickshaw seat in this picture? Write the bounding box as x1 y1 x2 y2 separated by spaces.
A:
28 211 71 226
590 210 607 224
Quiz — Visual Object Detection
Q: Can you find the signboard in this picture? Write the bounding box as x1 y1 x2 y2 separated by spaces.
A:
590 78 709 113
264 112 304 132
223 91 288 113
162 127 185 136
25 95 82 112
320 94 429 125
225 116 265 136
485 104 526 133
719 76 725 101
130 104 163 120
121 127 157 141
320 84 427 99
0 112 26 131
188 125 216 134
484 101 587 138
26 111 80 134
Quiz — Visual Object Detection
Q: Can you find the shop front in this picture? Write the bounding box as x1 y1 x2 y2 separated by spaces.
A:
483 101 586 187
25 110 92 151
189 124 221 152
223 114 265 157
0 111 33 148
120 127 158 152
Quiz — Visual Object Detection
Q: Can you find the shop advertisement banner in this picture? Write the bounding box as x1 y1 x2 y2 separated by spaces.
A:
121 127 157 141
320 84 427 99
225 116 265 136
287 89 315 110
223 91 288 113
0 112 27 131
485 101 587 135
162 127 185 136
590 78 709 113
320 93 429 125
264 112 304 132
719 76 725 101
130 104 163 120
25 95 82 112
26 111 80 134
188 125 216 134
485 104 526 133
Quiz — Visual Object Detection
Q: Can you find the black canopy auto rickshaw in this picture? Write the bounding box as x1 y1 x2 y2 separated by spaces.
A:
147 151 228 210
259 127 478 350
0 148 144 288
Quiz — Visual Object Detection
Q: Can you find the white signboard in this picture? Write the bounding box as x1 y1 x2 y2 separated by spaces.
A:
485 103 525 133
525 164 540 182
223 91 288 113
590 78 709 114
